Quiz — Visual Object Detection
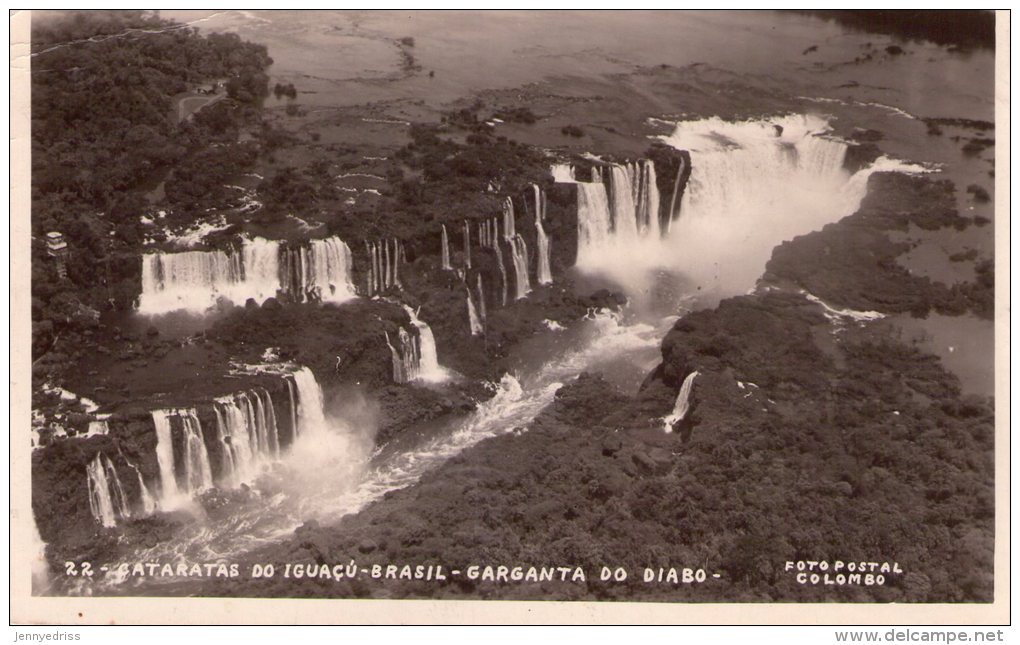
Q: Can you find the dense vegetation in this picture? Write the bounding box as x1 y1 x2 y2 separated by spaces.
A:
31 11 272 359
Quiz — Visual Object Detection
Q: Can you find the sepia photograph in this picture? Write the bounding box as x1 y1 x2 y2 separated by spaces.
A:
10 8 1008 626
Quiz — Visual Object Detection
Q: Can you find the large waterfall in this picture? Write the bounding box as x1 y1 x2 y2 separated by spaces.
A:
150 408 213 507
570 114 899 297
397 305 448 383
663 371 699 432
532 184 553 285
214 388 281 487
574 160 662 267
86 453 130 527
140 236 356 314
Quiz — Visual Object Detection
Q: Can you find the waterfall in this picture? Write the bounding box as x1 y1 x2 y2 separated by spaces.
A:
665 153 687 231
633 160 660 238
151 410 179 503
282 237 357 304
140 236 356 314
551 163 576 183
466 288 484 335
401 305 447 382
150 408 212 505
663 371 699 432
491 220 509 306
576 181 614 267
476 274 488 323
502 198 531 300
181 410 213 493
386 327 420 384
124 459 157 516
575 161 662 265
463 220 472 268
532 184 553 285
365 238 404 296
286 378 299 440
214 389 281 487
291 366 327 437
86 453 130 527
441 225 452 270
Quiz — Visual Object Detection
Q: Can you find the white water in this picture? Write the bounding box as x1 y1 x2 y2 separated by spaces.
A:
125 459 158 516
291 366 328 437
181 410 214 494
140 236 355 314
802 291 886 324
385 327 420 384
402 305 449 383
572 114 928 299
441 224 452 271
365 238 404 296
93 311 661 589
86 453 130 527
476 274 488 323
215 389 282 487
151 408 213 508
532 184 553 285
503 198 532 300
151 410 179 503
663 370 699 432
283 237 357 304
551 163 576 183
466 287 484 336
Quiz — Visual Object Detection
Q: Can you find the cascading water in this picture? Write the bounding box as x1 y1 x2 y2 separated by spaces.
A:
663 371 699 432
462 220 472 269
88 311 661 592
503 198 532 300
124 459 157 516
576 181 614 267
86 453 130 527
281 237 357 304
140 236 356 314
214 389 281 487
150 408 212 507
291 366 328 437
575 160 662 266
572 114 927 298
476 274 488 323
441 224 452 271
181 410 213 494
532 184 553 285
365 238 405 296
401 305 448 383
385 327 420 384
466 288 484 336
551 163 576 183
151 410 179 503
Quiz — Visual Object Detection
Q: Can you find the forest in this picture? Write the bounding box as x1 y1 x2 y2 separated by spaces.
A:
30 11 272 359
